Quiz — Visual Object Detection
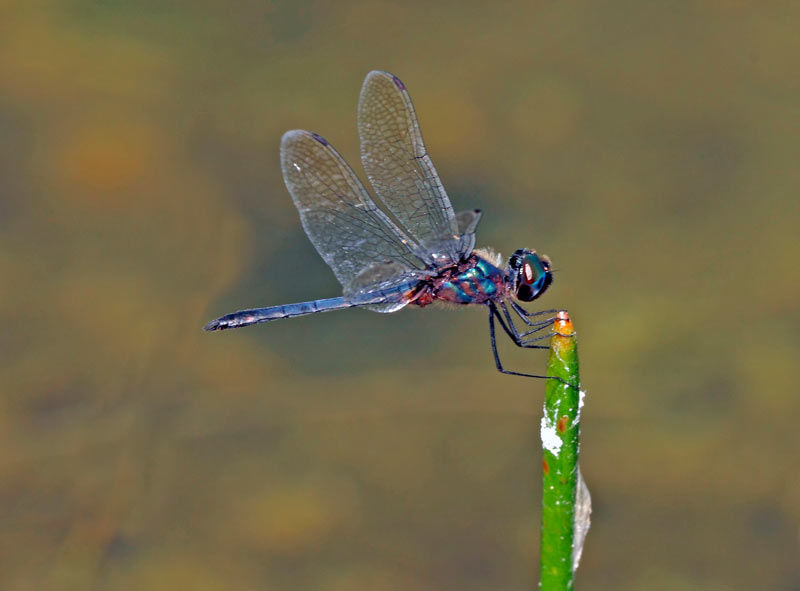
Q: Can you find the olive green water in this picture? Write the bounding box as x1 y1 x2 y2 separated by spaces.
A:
2 2 798 589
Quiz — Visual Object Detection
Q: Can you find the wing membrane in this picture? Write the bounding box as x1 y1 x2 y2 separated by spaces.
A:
281 130 424 288
358 71 463 261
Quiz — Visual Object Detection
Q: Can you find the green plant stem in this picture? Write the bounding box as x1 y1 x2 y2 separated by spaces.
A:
539 311 581 591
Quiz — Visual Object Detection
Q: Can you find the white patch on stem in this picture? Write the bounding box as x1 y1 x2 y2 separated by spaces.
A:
571 389 587 428
540 411 563 456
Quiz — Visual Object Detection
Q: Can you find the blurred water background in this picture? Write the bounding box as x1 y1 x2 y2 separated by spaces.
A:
2 1 799 589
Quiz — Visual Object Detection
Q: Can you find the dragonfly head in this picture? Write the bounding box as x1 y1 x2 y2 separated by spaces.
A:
508 249 552 302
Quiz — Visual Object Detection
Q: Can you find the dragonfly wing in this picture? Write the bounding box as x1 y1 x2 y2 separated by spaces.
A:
345 266 431 313
456 209 482 235
358 71 465 263
344 263 432 313
453 208 482 255
281 130 425 289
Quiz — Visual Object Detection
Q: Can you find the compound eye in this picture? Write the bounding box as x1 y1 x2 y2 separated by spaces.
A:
515 281 534 302
523 262 535 284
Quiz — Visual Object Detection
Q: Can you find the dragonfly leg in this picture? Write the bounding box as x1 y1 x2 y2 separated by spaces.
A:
500 301 556 340
497 301 551 349
488 304 552 379
518 322 555 341
488 305 580 388
510 301 558 324
520 326 554 340
502 300 553 326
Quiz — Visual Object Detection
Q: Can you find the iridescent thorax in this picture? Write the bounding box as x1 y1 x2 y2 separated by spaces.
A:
411 251 507 307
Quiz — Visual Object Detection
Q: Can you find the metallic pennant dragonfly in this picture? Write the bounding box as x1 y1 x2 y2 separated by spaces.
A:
205 71 556 378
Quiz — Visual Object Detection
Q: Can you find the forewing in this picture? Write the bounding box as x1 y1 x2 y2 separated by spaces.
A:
358 71 462 260
281 130 424 288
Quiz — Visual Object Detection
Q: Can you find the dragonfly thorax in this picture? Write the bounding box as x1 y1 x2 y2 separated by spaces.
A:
411 253 506 307
507 249 553 302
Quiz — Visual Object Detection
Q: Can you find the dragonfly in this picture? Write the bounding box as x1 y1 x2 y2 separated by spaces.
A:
205 70 556 379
